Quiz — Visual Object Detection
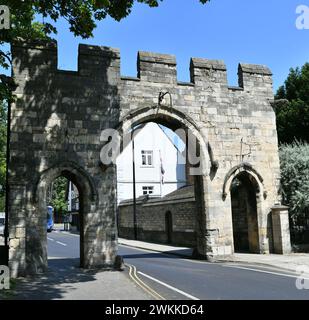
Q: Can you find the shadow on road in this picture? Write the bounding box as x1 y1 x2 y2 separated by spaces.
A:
6 258 110 300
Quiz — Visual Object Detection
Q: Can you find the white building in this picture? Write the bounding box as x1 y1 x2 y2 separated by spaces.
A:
116 122 187 204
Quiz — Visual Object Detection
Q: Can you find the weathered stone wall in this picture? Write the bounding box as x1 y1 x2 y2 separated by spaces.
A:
118 187 197 247
9 41 120 276
9 40 283 276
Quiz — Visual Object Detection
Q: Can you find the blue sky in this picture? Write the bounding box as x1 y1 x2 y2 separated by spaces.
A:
3 0 309 90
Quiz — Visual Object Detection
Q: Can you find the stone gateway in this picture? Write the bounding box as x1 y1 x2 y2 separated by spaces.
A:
8 40 291 277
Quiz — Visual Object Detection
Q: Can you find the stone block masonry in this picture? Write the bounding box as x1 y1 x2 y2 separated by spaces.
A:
118 186 197 247
8 39 287 277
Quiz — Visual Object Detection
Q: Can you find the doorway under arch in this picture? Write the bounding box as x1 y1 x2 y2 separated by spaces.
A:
230 171 260 253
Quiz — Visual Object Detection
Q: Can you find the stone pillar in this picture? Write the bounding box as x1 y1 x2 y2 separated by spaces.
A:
271 205 291 254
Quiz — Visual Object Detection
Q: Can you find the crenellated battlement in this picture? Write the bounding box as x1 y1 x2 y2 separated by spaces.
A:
12 40 273 97
238 63 273 94
78 44 120 78
137 51 177 84
190 58 228 87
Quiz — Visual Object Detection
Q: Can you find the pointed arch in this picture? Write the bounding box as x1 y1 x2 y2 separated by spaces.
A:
117 105 218 176
222 162 266 201
34 161 98 204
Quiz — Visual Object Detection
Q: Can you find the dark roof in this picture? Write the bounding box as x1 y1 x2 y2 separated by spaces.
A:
119 185 195 207
158 185 195 201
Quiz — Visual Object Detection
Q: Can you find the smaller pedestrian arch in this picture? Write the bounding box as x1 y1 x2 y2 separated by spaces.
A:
222 163 265 253
28 162 98 274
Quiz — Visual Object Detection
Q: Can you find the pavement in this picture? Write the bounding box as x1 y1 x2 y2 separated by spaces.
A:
0 230 152 300
118 238 309 273
6 263 152 300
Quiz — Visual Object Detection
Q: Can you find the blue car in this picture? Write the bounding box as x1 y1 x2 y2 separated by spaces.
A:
47 206 54 232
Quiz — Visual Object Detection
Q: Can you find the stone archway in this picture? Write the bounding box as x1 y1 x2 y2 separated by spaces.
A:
22 162 97 275
116 106 213 258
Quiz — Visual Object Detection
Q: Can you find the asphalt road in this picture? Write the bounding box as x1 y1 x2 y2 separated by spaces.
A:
47 230 80 259
47 231 309 300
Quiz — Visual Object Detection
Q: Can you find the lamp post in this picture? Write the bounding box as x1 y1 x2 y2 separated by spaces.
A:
132 131 138 240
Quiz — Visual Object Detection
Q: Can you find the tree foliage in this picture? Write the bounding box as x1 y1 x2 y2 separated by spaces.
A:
0 1 210 68
1 1 209 42
47 176 69 216
274 63 309 143
279 141 309 220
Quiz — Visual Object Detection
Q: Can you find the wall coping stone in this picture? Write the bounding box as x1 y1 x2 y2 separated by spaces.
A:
138 51 176 65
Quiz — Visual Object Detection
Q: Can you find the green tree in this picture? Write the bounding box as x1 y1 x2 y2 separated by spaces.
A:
279 142 309 243
274 63 309 143
47 176 69 218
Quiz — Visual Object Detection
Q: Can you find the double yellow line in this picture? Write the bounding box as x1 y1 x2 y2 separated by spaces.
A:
126 263 166 300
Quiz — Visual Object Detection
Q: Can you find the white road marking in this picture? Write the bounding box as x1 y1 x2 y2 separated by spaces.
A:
56 241 67 246
223 265 309 280
138 271 200 300
47 237 54 242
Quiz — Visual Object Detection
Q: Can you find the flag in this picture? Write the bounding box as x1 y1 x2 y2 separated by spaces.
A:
159 150 165 184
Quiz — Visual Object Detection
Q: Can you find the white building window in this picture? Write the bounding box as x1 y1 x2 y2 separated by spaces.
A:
141 150 153 166
142 186 154 195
